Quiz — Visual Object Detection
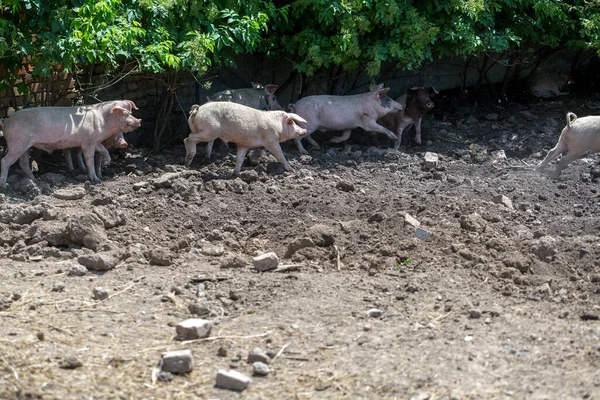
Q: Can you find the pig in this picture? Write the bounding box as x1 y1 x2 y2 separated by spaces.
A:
287 84 403 154
536 112 600 177
205 84 283 160
0 100 141 189
377 86 438 148
183 102 307 175
65 132 129 179
528 71 574 98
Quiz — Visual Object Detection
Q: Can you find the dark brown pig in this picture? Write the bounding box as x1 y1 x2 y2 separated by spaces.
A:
287 84 403 154
204 84 283 160
0 100 141 189
378 86 438 148
536 112 600 177
528 71 574 98
184 102 306 175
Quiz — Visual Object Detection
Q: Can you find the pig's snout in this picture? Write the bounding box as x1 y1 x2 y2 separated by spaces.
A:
129 117 142 129
426 102 434 109
298 127 308 137
116 139 128 148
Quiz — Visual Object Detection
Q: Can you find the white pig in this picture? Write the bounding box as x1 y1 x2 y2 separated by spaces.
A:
204 84 283 159
66 132 129 179
287 84 403 154
0 100 141 189
184 102 307 175
536 112 600 177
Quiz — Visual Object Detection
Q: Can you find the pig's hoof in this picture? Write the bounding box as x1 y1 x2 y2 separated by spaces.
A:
330 137 345 143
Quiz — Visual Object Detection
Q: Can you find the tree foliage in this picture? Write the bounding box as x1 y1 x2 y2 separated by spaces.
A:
1 0 600 92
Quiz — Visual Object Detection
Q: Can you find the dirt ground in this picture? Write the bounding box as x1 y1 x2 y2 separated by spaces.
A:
0 90 599 400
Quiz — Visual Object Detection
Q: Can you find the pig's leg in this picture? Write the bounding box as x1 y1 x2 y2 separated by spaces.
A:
536 140 567 171
295 137 309 155
64 150 75 171
330 130 352 143
394 126 407 149
184 135 201 168
305 136 321 149
0 147 28 188
265 142 294 173
234 147 249 175
205 140 215 160
552 150 587 178
362 121 398 141
76 149 86 170
414 118 423 145
82 146 101 182
18 152 36 181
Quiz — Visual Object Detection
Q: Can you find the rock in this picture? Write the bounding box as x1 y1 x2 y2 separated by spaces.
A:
336 181 355 192
147 248 173 266
306 224 335 247
217 346 229 357
253 252 279 272
175 318 212 340
240 170 259 183
531 236 558 262
59 356 83 369
93 206 126 228
503 252 530 273
157 371 174 382
92 287 109 300
493 194 514 209
53 187 87 200
133 181 150 190
77 251 121 271
247 347 270 364
160 349 194 374
414 227 432 240
220 254 248 269
51 282 65 292
284 237 316 258
66 213 108 251
67 264 88 276
28 220 69 247
198 242 225 257
400 212 420 228
215 369 251 391
188 302 211 317
469 309 482 319
252 361 270 376
367 309 383 318
423 152 439 170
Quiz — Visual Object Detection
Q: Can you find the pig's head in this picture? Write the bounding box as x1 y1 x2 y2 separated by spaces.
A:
184 137 197 168
279 112 307 142
373 86 404 115
406 86 438 115
252 82 264 89
558 72 575 89
111 101 142 133
263 84 283 111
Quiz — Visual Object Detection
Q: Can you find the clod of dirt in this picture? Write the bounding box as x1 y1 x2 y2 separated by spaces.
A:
503 252 531 273
284 237 316 258
306 224 336 246
196 241 225 256
531 236 558 262
0 204 45 225
53 187 87 200
188 302 212 317
469 309 482 319
59 356 83 369
77 251 123 271
67 263 88 276
459 213 488 233
51 282 65 292
147 247 174 266
28 220 69 247
66 213 109 251
220 253 248 269
93 206 127 228
335 180 355 192
493 194 514 209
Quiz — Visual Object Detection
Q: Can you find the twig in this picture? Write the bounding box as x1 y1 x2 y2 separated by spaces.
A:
272 343 290 362
273 264 302 273
333 245 342 271
179 331 272 345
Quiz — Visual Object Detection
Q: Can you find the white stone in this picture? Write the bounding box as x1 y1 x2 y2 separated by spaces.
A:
423 152 439 169
493 194 514 209
400 212 420 228
215 369 251 391
253 252 279 272
175 318 212 340
161 349 194 373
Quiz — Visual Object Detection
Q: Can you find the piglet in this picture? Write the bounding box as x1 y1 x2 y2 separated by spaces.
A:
378 86 438 148
0 100 141 189
528 72 574 98
184 102 307 175
536 112 600 177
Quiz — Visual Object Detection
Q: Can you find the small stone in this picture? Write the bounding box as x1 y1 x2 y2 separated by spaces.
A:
215 369 251 391
217 346 228 357
410 393 431 400
92 287 109 301
36 332 45 341
469 309 482 319
148 248 173 266
175 319 212 340
414 227 432 240
77 251 120 271
59 356 83 369
423 152 439 170
367 309 383 318
464 335 474 342
51 282 65 292
160 349 194 374
188 303 211 317
247 347 270 364
493 194 514 209
335 181 355 192
157 371 174 382
67 264 88 276
252 361 270 376
363 323 373 331
580 313 599 321
253 252 279 272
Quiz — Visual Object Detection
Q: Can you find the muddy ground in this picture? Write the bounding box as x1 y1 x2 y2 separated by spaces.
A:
0 91 599 400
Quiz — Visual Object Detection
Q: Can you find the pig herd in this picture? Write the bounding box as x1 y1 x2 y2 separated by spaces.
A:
0 79 596 190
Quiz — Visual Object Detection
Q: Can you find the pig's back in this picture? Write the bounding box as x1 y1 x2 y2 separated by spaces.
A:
190 102 276 133
4 106 97 138
294 93 373 129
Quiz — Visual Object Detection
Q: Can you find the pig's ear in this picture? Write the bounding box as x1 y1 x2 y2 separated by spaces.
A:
376 88 390 98
265 84 278 95
127 100 139 110
287 113 306 125
428 86 439 95
111 106 130 114
252 82 263 89
375 83 385 91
